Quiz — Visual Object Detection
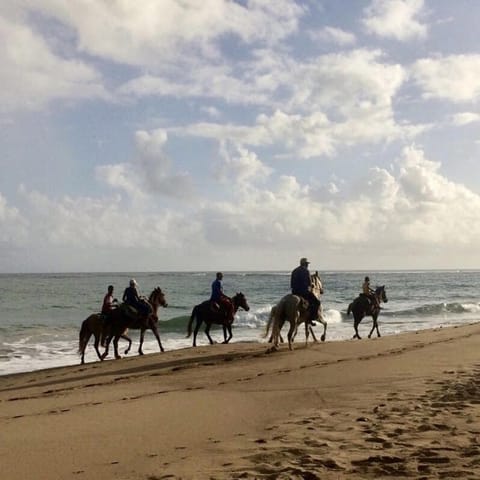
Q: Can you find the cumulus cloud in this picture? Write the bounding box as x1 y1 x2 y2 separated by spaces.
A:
309 26 356 46
0 16 107 113
216 142 272 183
363 0 427 41
0 192 28 243
22 0 305 69
412 55 480 102
97 129 194 201
450 112 480 126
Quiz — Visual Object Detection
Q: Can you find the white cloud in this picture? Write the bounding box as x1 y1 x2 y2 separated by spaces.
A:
97 129 194 201
0 16 107 112
309 26 356 46
217 142 272 183
0 192 28 243
22 0 305 69
450 112 480 126
363 0 427 41
412 55 480 102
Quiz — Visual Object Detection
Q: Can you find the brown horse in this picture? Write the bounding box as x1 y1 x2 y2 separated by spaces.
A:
101 287 168 359
186 292 250 346
78 314 131 365
347 286 388 339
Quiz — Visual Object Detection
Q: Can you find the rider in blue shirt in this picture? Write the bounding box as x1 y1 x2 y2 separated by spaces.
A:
210 272 234 321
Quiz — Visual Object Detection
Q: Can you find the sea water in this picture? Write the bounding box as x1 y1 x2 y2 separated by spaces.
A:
1 270 480 376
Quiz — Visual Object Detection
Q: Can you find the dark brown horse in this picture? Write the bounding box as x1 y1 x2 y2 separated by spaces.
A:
78 314 132 365
347 286 388 339
101 287 168 359
186 292 250 346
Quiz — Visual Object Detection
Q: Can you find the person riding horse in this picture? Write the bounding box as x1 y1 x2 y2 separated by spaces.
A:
210 272 234 322
290 258 320 325
122 279 151 318
360 276 380 311
101 285 118 318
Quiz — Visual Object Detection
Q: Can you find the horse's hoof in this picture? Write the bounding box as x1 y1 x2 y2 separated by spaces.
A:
321 335 326 342
115 355 121 359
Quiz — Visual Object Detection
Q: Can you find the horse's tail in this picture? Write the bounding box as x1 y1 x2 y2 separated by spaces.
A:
263 306 276 338
347 302 352 316
78 319 89 355
186 306 197 338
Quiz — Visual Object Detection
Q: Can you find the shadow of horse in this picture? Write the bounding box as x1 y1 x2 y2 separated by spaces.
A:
347 286 388 339
102 287 168 359
78 315 132 365
186 292 250 347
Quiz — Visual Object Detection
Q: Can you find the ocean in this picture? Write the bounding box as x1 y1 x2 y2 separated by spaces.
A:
1 270 480 376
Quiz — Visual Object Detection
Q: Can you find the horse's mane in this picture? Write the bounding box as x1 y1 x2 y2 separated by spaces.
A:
148 287 162 304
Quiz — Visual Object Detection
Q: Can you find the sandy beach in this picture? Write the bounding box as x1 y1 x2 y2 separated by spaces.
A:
2 324 480 479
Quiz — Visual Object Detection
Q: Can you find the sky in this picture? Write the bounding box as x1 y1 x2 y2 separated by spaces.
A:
1 0 480 273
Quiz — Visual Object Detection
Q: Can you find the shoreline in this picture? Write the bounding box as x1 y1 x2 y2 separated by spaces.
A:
2 323 480 479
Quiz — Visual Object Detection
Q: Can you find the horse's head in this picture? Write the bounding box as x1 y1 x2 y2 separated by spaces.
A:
150 287 168 308
233 292 250 312
375 285 388 303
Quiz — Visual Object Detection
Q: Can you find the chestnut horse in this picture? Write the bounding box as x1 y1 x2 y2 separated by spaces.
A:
78 314 131 365
347 285 388 339
101 287 168 359
186 292 250 346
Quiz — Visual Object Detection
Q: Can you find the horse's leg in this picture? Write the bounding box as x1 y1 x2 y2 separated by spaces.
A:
113 335 121 359
319 318 327 342
353 314 362 340
79 331 92 365
222 324 228 344
120 333 132 354
151 325 164 352
287 318 297 351
93 333 103 361
225 324 233 343
205 322 215 345
101 334 112 360
193 318 202 347
138 328 145 355
368 313 381 338
304 319 309 347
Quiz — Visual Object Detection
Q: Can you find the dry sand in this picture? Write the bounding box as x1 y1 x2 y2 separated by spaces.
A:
2 323 480 479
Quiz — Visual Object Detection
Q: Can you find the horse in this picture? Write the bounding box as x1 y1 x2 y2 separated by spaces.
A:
264 294 310 351
78 314 132 365
347 285 388 339
186 292 250 347
308 271 327 342
265 272 327 349
101 287 168 360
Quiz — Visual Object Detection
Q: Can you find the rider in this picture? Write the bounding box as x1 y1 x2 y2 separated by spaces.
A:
123 279 150 317
361 276 379 310
101 285 118 317
290 258 320 325
210 272 234 322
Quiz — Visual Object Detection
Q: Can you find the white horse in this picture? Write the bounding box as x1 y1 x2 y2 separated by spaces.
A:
264 272 327 350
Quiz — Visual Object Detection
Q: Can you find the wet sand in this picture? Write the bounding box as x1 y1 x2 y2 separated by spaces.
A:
2 323 480 479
